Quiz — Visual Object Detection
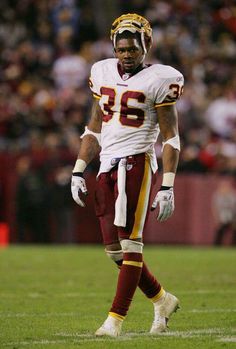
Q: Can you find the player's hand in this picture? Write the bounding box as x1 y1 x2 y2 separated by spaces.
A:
71 173 88 207
151 187 174 222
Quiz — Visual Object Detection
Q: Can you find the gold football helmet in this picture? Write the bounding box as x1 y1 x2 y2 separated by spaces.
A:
110 13 153 54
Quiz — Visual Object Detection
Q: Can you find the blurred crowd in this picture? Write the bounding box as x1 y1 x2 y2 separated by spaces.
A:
0 0 236 243
0 0 236 175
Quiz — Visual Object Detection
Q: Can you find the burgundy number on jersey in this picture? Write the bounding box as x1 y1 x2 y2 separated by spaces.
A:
120 91 145 127
165 84 184 102
100 87 146 128
100 87 116 122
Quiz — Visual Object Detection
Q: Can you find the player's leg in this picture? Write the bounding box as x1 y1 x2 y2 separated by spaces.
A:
96 154 152 336
105 252 179 334
119 154 179 334
106 244 163 306
94 172 124 336
102 154 150 334
94 172 119 246
108 238 143 316
232 223 236 245
214 223 229 245
96 238 144 337
95 156 147 336
94 156 178 335
104 243 179 334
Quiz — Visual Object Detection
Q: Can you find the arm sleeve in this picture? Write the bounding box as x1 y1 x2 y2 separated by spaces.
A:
154 74 184 107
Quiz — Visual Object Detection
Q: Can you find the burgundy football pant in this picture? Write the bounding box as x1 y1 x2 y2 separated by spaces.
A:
94 153 155 243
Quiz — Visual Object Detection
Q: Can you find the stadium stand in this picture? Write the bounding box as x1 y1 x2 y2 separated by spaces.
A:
0 0 235 244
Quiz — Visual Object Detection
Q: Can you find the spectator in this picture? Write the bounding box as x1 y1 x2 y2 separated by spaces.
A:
204 84 236 139
212 178 236 245
50 165 76 243
0 0 236 174
52 45 89 89
15 156 50 243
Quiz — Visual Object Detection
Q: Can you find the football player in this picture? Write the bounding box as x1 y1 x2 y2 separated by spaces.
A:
71 13 184 337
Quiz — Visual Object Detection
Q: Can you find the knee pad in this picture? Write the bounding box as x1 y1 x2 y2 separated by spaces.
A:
120 239 144 253
105 249 123 262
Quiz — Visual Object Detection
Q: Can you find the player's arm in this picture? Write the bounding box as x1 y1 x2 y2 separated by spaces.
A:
71 98 102 207
158 104 180 177
77 98 102 165
151 104 180 221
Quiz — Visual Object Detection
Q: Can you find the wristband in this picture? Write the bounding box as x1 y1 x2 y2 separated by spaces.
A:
73 159 87 173
162 172 175 187
160 185 172 190
72 172 83 177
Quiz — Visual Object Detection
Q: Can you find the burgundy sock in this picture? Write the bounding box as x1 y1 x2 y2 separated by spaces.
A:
139 261 161 298
110 252 143 317
115 259 161 299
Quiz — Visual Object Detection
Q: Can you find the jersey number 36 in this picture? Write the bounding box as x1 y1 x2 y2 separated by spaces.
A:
100 87 145 128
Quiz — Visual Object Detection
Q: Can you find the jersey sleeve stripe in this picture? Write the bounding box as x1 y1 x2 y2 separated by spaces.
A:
155 101 176 108
93 92 101 99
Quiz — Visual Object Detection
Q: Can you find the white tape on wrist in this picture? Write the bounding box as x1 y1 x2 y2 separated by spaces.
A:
162 172 175 187
162 135 180 152
73 159 87 173
81 126 101 146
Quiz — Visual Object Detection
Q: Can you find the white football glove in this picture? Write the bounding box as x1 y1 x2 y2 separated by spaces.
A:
71 174 88 207
151 188 174 222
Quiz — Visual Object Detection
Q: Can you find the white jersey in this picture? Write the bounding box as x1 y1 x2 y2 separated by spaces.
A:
89 58 184 174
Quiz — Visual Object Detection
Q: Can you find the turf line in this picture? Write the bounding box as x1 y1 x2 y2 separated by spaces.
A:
0 289 235 299
55 327 236 339
178 290 236 295
1 308 235 318
189 309 236 313
0 312 80 318
217 337 236 343
2 328 236 347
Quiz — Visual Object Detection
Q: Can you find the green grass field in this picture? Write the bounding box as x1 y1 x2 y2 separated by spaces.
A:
0 245 235 349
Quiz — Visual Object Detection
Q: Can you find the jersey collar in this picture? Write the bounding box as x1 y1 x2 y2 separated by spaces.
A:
117 62 150 81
